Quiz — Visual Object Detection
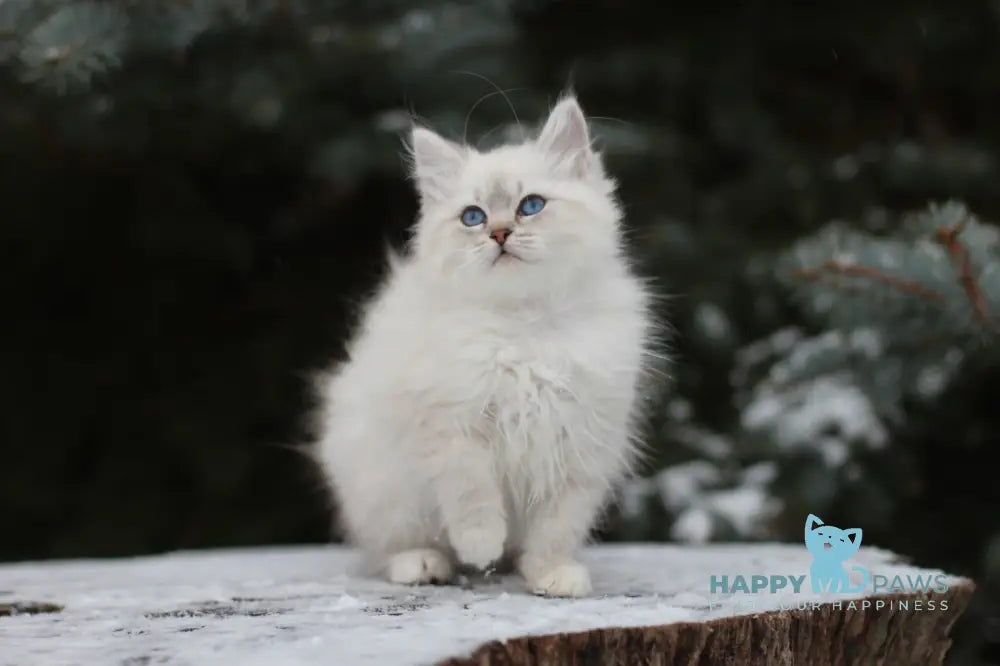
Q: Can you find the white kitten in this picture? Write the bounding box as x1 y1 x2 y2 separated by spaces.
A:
314 95 661 597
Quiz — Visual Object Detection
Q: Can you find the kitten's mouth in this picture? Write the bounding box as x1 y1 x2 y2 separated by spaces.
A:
824 543 833 551
492 249 522 265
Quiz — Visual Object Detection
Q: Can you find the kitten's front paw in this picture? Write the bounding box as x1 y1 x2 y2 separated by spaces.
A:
524 560 592 598
450 525 506 571
386 548 454 585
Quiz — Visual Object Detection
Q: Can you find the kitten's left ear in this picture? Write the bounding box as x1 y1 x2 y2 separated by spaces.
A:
536 96 597 179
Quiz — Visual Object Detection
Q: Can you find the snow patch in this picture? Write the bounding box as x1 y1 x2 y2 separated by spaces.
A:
0 545 964 665
693 302 734 345
672 508 713 543
742 375 887 454
655 461 723 511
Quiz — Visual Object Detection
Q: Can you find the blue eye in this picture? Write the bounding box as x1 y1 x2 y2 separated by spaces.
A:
518 194 546 217
460 206 486 227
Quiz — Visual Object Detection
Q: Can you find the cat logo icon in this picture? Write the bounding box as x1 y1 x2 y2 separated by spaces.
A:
805 514 871 594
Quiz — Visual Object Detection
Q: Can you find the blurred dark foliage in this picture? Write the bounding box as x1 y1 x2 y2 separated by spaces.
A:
3 1 1000 663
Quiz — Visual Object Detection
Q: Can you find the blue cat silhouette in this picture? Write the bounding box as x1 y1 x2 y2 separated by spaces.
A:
804 514 869 594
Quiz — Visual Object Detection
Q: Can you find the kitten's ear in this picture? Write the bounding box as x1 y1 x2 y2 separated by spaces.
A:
408 126 466 203
806 514 824 531
843 528 863 546
536 96 597 179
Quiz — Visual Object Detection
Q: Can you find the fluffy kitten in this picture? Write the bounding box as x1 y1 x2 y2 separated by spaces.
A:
314 95 660 597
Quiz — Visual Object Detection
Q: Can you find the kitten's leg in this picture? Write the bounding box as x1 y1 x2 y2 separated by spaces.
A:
517 483 606 597
346 504 454 585
422 433 507 570
342 502 454 585
325 452 454 585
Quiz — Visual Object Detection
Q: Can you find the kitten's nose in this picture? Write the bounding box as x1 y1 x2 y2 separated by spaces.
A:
490 228 512 245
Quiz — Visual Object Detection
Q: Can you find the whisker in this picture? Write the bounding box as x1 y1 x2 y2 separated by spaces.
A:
452 70 524 143
449 242 495 273
587 115 635 128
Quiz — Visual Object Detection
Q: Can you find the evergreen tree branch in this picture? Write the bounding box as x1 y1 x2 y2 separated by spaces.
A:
737 202 1000 446
791 261 946 305
934 220 1000 335
775 201 1000 352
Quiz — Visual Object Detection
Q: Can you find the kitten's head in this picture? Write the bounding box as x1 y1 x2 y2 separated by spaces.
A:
406 96 622 297
804 514 862 562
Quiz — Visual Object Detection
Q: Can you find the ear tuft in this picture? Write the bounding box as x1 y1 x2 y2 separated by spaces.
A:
536 96 596 178
408 126 466 203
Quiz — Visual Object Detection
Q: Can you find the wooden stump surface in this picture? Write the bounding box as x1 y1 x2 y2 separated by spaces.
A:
0 544 973 665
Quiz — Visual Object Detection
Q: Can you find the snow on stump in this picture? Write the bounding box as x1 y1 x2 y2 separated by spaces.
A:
0 544 973 665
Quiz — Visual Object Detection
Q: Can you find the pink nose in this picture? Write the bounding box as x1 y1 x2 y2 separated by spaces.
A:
491 228 511 245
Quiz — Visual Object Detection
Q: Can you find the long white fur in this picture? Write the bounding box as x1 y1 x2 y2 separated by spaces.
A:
314 95 660 597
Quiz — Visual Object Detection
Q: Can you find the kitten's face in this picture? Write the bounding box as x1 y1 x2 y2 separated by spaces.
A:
805 515 862 561
407 97 621 297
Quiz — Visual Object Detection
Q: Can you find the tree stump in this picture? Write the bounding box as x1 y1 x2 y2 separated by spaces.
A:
0 544 973 665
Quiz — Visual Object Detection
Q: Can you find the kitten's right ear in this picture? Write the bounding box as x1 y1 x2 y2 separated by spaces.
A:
806 514 823 530
408 127 466 203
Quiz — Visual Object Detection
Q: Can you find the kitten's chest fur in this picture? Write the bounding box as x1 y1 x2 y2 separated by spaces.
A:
441 300 638 479
483 329 578 441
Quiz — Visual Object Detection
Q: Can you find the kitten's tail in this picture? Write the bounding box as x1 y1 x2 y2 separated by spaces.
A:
848 565 870 594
